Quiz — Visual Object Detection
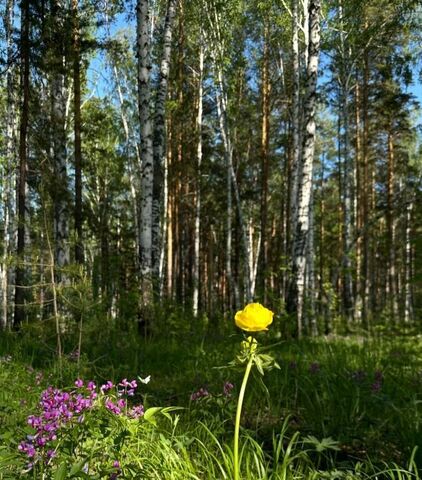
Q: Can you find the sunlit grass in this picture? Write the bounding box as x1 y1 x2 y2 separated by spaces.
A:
0 324 421 478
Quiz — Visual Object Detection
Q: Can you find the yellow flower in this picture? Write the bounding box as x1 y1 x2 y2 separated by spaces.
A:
235 303 273 332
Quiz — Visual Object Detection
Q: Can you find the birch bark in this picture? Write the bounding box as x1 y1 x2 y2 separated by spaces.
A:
404 196 413 323
137 0 154 307
193 39 204 317
289 0 300 251
1 0 15 329
288 0 320 337
338 1 354 321
259 22 270 302
152 0 177 291
51 1 69 279
72 0 83 264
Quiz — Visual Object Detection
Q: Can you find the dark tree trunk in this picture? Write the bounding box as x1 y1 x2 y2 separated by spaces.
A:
14 0 30 327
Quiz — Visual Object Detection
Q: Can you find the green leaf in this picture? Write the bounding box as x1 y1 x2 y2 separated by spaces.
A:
54 462 68 480
143 407 162 426
69 460 85 476
255 356 265 376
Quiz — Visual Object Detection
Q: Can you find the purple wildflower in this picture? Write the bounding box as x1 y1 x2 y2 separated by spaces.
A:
190 387 209 401
68 350 80 361
223 382 234 397
128 404 144 419
105 400 121 415
101 381 114 393
75 379 84 388
87 381 96 391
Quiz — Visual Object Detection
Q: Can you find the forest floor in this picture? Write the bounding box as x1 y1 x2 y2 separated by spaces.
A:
0 319 421 478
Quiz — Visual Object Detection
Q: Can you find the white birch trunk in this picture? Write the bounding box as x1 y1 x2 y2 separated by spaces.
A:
152 0 177 289
215 77 237 308
404 197 413 323
290 0 300 248
215 67 252 304
248 218 261 299
137 0 154 306
193 40 204 317
110 57 141 271
1 0 15 329
338 0 354 322
290 0 321 337
51 68 70 276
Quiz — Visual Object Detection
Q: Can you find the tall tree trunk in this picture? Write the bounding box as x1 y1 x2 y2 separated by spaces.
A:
361 48 370 326
307 191 317 335
287 0 321 337
259 22 270 302
387 131 399 320
1 0 15 330
338 0 354 322
354 80 363 322
193 39 204 317
404 195 413 323
215 68 251 304
137 0 154 311
289 0 300 253
72 0 83 264
110 61 141 271
166 120 173 299
152 0 177 293
14 0 30 328
51 1 69 281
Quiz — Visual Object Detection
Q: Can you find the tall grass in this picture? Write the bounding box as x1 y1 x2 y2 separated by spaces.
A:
0 322 421 478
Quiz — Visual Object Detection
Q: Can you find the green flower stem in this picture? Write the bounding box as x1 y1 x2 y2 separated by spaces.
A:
234 350 255 480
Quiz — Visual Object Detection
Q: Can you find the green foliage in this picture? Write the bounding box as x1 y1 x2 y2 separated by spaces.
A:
1 329 422 478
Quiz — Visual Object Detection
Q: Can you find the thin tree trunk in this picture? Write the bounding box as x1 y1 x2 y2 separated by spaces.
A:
72 0 83 264
288 0 321 338
152 0 177 292
137 0 154 311
50 0 69 281
338 0 354 322
404 196 413 323
14 0 30 328
362 48 370 326
52 70 70 275
307 191 317 335
166 121 173 298
354 80 363 322
387 132 399 320
248 218 261 299
110 61 141 270
193 39 204 317
1 0 15 330
215 67 252 303
259 22 270 302
289 0 300 252
215 70 238 307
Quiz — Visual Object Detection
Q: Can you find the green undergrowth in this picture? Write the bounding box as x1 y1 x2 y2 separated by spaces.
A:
0 319 422 478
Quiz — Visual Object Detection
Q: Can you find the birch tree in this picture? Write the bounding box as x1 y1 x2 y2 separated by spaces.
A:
51 0 70 279
72 0 84 264
137 0 154 308
288 0 321 337
152 0 177 289
205 0 252 305
1 0 16 329
192 37 204 317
